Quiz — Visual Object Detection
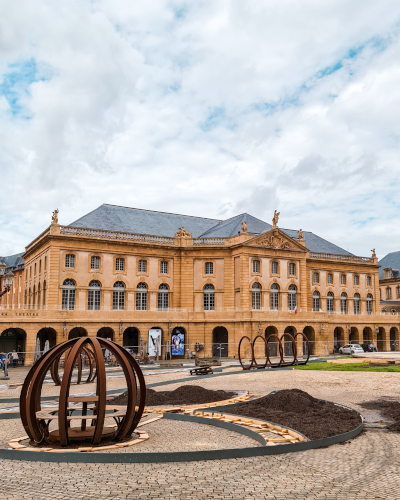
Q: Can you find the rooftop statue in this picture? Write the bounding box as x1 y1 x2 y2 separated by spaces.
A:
241 221 247 233
52 208 59 224
175 226 192 238
272 210 280 227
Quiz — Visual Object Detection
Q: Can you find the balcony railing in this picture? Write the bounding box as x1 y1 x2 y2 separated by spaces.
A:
59 226 175 245
193 237 225 245
309 252 374 263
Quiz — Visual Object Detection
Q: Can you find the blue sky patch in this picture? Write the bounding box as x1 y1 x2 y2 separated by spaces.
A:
0 59 51 117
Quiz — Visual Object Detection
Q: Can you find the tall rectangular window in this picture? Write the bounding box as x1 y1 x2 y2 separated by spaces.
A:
327 293 334 313
62 289 75 310
313 272 319 284
115 258 125 272
205 262 213 275
160 261 168 274
138 260 147 273
136 291 147 310
253 260 260 273
366 276 371 287
88 290 100 310
354 275 359 286
387 288 392 299
113 291 125 310
341 274 346 285
367 298 372 315
271 262 278 274
65 254 75 268
327 273 333 284
289 263 295 276
91 256 100 270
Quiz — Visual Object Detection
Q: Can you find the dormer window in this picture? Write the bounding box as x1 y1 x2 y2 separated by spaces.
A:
385 269 392 279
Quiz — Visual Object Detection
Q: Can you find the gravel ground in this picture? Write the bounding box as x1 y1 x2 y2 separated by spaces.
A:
1 368 400 499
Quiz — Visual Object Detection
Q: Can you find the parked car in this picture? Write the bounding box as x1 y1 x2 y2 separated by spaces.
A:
339 344 364 355
361 344 377 352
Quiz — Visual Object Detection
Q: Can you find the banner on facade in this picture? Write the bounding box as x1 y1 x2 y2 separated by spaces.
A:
171 330 185 356
148 329 162 357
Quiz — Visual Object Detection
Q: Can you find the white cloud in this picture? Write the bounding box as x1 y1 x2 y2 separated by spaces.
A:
0 0 400 258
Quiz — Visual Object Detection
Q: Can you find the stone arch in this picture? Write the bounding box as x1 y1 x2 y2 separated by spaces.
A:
334 326 345 347
377 327 386 351
265 326 279 357
303 326 315 355
97 327 114 341
36 327 57 351
123 327 139 352
68 327 88 340
0 328 26 357
363 326 373 344
212 326 229 358
390 327 399 351
349 327 359 343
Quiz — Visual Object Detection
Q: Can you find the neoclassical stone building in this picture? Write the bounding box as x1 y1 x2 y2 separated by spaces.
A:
0 204 398 362
378 251 400 316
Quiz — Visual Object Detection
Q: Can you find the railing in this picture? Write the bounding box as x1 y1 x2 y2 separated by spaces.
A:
59 226 175 245
193 237 225 245
309 252 374 263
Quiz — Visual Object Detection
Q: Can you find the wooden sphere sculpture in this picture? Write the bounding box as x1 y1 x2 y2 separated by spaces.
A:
50 345 97 386
20 337 146 447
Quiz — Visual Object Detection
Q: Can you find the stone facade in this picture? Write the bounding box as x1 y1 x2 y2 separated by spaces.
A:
1 207 399 362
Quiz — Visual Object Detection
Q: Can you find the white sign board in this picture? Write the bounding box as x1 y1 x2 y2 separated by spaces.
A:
148 329 162 357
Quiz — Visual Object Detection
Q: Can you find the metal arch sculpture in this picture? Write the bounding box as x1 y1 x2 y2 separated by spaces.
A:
238 333 309 370
50 345 96 386
20 337 146 448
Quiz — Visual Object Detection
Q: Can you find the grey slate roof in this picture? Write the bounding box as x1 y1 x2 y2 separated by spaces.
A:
198 213 272 238
378 251 400 279
69 204 221 238
69 204 353 256
0 253 24 270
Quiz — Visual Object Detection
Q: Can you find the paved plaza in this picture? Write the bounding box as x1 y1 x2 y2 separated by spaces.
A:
0 366 399 499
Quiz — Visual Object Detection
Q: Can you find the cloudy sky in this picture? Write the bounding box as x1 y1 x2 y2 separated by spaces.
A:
1 0 399 258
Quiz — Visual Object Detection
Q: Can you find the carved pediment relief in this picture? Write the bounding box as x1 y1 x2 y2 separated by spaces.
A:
251 229 304 251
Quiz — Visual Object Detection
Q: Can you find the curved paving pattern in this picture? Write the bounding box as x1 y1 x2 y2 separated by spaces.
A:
0 367 399 499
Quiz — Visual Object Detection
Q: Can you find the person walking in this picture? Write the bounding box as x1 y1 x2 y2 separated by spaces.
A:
11 350 18 368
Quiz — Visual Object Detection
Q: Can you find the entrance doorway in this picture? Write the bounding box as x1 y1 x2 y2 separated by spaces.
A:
37 328 57 351
212 327 228 357
123 327 139 352
97 327 114 341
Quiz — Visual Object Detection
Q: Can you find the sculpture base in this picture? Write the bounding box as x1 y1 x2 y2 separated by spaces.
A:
48 426 116 443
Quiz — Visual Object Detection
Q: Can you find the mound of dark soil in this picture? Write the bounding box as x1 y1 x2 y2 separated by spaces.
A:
360 399 400 432
228 389 361 440
112 385 236 407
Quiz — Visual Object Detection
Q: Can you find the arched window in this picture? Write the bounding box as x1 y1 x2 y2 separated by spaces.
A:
253 260 260 274
115 258 125 272
382 309 387 315
136 282 148 310
32 285 36 309
327 291 334 313
37 283 41 310
312 291 320 311
288 284 297 311
340 292 347 315
203 284 215 311
42 280 46 309
160 261 168 274
252 283 261 310
367 293 373 315
88 280 101 310
39 260 42 274
158 283 169 311
391 309 396 315
205 262 213 275
270 283 279 310
353 293 360 315
65 254 75 268
62 279 76 310
113 281 125 310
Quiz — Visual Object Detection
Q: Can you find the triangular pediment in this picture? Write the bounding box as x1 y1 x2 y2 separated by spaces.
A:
246 228 307 251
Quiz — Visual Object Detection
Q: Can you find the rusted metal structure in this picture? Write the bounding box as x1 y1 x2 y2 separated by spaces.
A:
238 333 310 370
20 337 146 447
50 345 96 385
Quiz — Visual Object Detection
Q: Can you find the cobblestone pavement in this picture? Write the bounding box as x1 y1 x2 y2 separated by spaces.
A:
1 368 400 499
